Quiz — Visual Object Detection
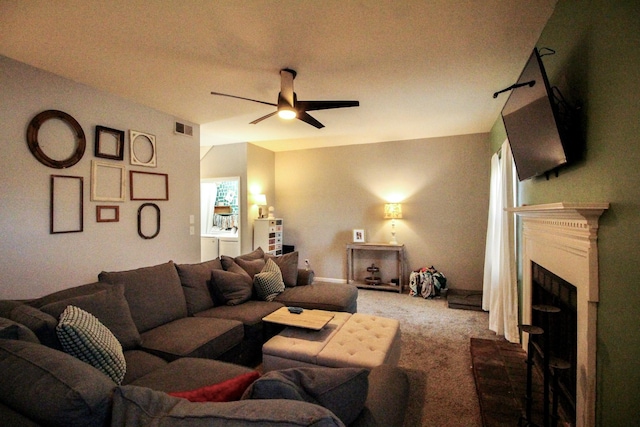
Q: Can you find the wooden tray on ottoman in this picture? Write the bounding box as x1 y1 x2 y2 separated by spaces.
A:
262 307 335 331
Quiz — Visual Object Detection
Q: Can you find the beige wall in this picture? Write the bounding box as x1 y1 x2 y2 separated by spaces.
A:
275 134 491 290
0 56 201 299
247 143 276 233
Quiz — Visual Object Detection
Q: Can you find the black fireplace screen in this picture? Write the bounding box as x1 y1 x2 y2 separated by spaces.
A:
531 262 577 421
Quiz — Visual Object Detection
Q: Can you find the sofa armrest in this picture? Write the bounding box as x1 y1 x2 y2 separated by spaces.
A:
296 269 315 286
112 385 344 426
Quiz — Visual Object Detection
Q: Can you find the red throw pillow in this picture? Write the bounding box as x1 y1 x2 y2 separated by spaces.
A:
168 371 261 402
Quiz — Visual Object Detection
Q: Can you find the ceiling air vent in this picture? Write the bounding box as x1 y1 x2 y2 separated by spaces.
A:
174 121 193 137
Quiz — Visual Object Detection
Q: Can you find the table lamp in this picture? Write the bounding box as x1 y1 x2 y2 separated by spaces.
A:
384 203 402 244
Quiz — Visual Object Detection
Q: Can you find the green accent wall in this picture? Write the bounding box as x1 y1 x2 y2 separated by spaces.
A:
488 1 640 424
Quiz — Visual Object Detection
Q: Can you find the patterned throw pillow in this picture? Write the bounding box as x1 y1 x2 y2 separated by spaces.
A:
254 259 285 301
56 305 126 384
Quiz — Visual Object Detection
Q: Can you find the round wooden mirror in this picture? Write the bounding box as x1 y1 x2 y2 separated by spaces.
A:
26 110 86 169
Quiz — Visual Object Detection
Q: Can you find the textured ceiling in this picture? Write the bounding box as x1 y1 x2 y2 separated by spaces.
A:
0 0 556 152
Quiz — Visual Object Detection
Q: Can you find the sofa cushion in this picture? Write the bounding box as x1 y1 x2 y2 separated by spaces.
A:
122 349 169 385
275 282 358 313
0 317 39 343
130 357 254 392
56 305 127 384
175 258 223 315
210 269 253 306
0 339 115 427
243 367 369 426
194 300 284 326
112 385 344 427
99 261 188 333
29 281 111 308
253 259 285 302
235 247 265 260
235 257 266 278
220 255 254 277
253 272 284 302
266 251 300 287
138 317 244 361
40 283 141 350
9 304 59 348
168 371 261 402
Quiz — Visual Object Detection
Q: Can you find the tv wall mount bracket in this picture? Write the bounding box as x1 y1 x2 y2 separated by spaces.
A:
492 80 536 99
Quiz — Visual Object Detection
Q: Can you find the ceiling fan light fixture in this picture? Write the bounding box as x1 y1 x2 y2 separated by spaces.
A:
277 108 297 120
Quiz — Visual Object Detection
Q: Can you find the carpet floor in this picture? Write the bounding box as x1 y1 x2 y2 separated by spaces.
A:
356 289 503 427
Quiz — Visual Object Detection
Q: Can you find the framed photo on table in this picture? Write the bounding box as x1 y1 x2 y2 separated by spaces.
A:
353 229 365 243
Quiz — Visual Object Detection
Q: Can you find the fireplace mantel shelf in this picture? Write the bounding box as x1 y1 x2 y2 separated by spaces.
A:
507 202 609 217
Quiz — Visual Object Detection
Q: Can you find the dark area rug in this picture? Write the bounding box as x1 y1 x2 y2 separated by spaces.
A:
470 338 545 427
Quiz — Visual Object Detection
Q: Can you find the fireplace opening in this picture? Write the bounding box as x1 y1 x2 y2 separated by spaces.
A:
531 262 577 425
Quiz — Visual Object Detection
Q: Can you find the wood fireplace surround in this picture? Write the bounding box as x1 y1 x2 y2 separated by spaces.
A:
509 202 608 427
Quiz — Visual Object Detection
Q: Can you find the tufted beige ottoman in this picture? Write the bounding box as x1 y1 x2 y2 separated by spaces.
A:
262 312 401 372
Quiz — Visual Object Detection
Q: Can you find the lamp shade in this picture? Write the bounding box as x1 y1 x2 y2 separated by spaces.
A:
251 194 267 205
384 203 402 219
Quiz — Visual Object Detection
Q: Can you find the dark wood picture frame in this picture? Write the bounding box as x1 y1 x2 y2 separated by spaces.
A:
96 205 119 223
129 170 169 201
137 203 161 239
95 125 125 160
50 175 83 234
27 110 86 169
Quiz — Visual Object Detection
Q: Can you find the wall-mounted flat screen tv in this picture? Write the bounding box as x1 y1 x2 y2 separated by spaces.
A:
501 48 574 181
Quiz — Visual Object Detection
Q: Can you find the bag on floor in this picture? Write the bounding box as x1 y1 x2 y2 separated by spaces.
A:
409 266 447 299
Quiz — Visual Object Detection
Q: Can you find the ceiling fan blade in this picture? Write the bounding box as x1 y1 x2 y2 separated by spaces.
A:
211 91 276 107
297 112 325 129
250 111 278 125
296 100 359 112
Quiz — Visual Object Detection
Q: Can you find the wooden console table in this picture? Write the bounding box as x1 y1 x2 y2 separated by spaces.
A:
346 243 405 293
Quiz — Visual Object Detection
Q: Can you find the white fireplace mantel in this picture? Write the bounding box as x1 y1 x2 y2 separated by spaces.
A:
508 202 608 427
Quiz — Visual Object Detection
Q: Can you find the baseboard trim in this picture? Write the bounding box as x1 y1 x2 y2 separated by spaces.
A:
314 277 346 284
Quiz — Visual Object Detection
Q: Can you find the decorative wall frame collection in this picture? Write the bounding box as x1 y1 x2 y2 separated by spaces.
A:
26 109 168 238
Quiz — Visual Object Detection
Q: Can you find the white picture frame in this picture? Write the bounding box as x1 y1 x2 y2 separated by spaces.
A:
353 229 365 243
129 130 157 167
91 160 126 202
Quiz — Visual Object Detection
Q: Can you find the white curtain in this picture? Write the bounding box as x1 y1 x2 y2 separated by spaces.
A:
482 140 518 343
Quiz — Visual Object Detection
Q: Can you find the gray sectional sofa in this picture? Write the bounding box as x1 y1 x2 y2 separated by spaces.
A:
0 248 409 426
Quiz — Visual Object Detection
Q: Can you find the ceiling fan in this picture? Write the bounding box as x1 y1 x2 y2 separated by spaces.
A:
211 69 359 129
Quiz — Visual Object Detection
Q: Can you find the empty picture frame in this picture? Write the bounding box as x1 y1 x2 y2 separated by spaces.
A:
129 170 169 201
137 203 161 239
50 175 83 234
129 130 156 167
95 125 124 160
96 205 119 222
91 160 126 202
